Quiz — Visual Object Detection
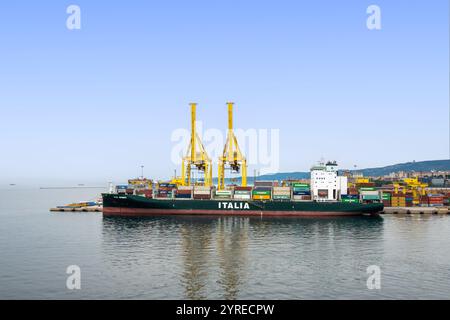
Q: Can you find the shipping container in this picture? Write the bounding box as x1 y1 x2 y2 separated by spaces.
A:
175 194 192 199
292 195 311 201
253 186 272 192
233 194 251 200
254 181 274 187
252 190 271 196
273 187 291 192
362 195 380 200
359 187 377 191
233 186 253 191
193 194 211 200
234 190 252 195
178 186 194 191
176 189 192 194
342 194 358 199
342 198 359 203
292 191 311 196
272 195 291 200
252 195 271 200
215 190 232 196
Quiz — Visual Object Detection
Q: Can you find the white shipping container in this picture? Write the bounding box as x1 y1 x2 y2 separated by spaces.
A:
215 190 232 196
233 195 251 200
194 190 211 195
178 186 194 191
194 186 211 191
272 191 291 196
273 187 291 192
359 190 379 196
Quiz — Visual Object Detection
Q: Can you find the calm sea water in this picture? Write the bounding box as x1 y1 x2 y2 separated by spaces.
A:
0 188 450 300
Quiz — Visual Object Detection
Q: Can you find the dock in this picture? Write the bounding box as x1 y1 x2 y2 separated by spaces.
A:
49 205 449 215
381 206 450 215
50 206 103 213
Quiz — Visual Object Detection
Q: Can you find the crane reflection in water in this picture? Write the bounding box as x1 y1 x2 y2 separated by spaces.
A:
101 215 384 299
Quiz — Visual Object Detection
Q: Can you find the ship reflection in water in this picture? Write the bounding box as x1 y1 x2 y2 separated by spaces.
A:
101 215 386 299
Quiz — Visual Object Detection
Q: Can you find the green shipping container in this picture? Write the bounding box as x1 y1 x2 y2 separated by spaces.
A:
293 183 309 188
252 190 271 196
362 195 380 200
359 187 376 191
293 187 310 191
342 199 359 203
273 195 291 200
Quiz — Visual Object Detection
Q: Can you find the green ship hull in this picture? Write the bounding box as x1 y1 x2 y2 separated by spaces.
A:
102 194 383 217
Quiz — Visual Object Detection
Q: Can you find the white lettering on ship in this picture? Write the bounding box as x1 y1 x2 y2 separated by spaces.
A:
218 202 250 210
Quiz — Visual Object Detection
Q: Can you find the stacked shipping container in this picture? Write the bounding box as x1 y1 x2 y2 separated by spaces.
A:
272 187 291 200
176 186 193 199
157 183 176 199
214 190 232 200
391 193 406 207
233 186 252 200
341 194 359 203
193 186 212 200
292 183 311 201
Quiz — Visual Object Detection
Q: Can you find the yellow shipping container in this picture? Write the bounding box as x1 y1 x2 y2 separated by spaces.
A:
253 195 271 200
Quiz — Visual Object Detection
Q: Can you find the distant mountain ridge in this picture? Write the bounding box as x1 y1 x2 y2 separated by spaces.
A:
254 159 450 181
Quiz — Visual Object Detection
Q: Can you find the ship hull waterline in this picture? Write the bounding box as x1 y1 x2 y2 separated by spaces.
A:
102 194 383 218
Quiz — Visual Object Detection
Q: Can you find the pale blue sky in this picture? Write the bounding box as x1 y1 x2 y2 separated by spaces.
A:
0 0 448 185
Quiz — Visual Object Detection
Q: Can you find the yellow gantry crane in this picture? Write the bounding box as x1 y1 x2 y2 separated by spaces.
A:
181 103 213 187
218 102 247 190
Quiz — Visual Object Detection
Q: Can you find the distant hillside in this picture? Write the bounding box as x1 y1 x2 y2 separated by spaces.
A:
356 159 450 177
253 159 450 181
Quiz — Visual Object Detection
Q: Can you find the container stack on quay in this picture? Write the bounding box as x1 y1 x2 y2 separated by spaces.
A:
405 192 414 207
292 183 311 201
193 186 212 200
391 193 406 207
427 194 445 207
381 192 391 207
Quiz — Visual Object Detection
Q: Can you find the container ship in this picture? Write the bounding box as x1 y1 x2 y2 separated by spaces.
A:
102 102 384 217
102 194 383 217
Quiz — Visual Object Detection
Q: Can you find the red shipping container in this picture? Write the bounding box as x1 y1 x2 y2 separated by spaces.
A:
234 186 253 191
176 190 192 195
